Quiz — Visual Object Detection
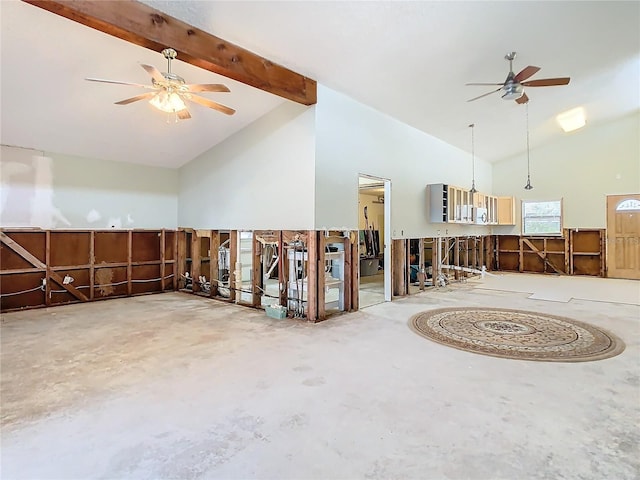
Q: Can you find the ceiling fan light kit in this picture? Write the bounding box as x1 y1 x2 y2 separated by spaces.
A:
86 47 235 120
149 90 187 113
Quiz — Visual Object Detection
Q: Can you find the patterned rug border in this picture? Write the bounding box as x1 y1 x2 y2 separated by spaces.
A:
409 307 626 363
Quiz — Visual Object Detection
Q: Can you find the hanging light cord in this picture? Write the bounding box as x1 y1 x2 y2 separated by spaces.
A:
526 103 531 181
469 123 476 193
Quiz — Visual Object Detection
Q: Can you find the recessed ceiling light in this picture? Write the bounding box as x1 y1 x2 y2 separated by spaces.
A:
556 107 586 132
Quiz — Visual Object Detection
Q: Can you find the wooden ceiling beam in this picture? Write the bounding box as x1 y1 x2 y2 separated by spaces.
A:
23 0 317 105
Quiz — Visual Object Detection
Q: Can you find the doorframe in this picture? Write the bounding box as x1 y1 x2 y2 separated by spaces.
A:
606 193 640 279
358 173 392 302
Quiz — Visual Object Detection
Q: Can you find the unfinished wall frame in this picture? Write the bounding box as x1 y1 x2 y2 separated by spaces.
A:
1 229 177 312
495 229 606 277
175 229 357 323
391 235 494 296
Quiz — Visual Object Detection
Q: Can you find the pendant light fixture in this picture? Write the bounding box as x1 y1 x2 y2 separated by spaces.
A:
469 123 477 193
524 101 533 190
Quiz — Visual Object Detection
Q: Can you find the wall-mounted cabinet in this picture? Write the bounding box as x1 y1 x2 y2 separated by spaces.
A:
428 184 513 225
497 196 516 225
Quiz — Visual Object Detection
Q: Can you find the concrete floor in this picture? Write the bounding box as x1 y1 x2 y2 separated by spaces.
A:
1 275 639 479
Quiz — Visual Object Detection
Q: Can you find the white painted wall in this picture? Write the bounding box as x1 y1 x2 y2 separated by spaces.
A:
178 102 316 230
0 145 178 229
314 85 493 238
492 111 640 233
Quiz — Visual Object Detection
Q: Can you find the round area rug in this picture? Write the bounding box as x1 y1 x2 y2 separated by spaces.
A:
409 307 625 362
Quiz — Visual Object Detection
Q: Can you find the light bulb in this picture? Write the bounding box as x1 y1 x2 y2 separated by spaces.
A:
149 91 186 113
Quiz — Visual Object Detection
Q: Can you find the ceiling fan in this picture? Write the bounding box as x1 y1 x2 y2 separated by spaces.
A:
86 48 235 119
466 52 570 104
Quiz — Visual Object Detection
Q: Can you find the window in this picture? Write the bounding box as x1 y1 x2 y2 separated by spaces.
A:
522 200 563 235
617 199 640 211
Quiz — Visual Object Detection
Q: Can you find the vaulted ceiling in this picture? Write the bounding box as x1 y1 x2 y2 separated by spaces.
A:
2 1 638 168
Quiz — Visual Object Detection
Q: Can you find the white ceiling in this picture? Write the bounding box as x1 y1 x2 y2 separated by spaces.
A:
2 1 639 168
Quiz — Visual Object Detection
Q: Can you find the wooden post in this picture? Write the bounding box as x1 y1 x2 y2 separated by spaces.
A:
463 238 469 278
191 231 201 293
471 237 478 271
160 229 166 291
89 230 95 299
405 239 411 292
454 238 460 280
392 239 407 296
229 230 238 302
351 232 359 311
210 230 220 297
252 233 262 307
278 231 287 308
317 233 326 321
177 229 187 289
307 231 318 322
127 230 132 296
435 238 440 281
343 236 352 310
45 230 51 306
566 229 572 274
418 238 425 291
518 237 524 273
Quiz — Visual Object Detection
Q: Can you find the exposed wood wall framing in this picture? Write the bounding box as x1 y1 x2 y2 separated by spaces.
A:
1 229 177 312
495 229 606 277
176 229 357 322
24 0 317 105
392 236 494 296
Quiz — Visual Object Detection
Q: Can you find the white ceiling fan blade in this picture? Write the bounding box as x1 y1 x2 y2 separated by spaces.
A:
467 87 502 102
465 82 504 86
85 77 155 89
188 94 236 115
140 64 165 84
114 92 157 105
184 84 230 93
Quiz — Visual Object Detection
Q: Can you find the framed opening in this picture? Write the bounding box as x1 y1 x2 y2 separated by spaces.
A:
522 199 563 235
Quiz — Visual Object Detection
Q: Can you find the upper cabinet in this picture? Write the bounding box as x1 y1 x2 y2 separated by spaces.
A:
497 196 516 225
427 184 515 225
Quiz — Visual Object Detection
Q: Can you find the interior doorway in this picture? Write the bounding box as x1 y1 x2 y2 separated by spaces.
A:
358 175 391 307
606 194 640 279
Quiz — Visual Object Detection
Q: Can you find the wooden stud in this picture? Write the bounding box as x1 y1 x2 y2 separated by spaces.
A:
351 232 359 311
567 230 573 274
343 236 352 310
190 231 201 293
453 238 458 278
176 229 187 289
431 237 442 287
317 233 326 321
392 239 407 296
24 0 316 106
229 230 238 302
210 230 220 297
278 231 287 308
518 237 524 273
404 239 410 292
127 230 132 295
252 233 262 307
307 231 318 322
89 231 95 299
418 237 425 291
160 229 166 291
45 230 51 306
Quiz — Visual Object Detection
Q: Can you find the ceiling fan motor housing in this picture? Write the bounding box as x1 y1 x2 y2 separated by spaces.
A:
502 82 524 100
